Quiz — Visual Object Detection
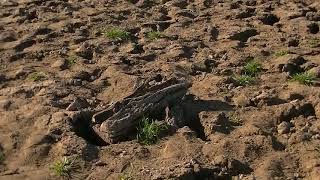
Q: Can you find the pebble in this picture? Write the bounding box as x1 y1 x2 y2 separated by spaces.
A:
277 121 291 134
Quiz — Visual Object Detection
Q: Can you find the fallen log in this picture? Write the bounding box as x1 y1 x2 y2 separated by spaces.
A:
92 79 191 144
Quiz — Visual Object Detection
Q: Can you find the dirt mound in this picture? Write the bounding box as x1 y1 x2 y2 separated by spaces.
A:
1 0 320 179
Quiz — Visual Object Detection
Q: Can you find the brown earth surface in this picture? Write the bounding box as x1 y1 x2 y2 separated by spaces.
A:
1 0 320 179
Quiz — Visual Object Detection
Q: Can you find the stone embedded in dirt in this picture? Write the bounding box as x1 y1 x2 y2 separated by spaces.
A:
0 99 11 111
66 97 90 111
75 42 94 60
0 31 16 42
72 70 92 81
191 59 216 74
228 28 259 42
235 7 256 19
284 93 304 101
199 112 232 137
306 11 320 21
177 126 197 138
273 54 306 75
301 61 317 71
307 67 320 78
277 121 291 134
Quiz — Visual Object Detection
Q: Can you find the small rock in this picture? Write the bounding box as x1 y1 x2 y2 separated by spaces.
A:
233 94 251 107
177 126 197 138
0 31 16 42
75 42 94 59
277 121 291 134
66 97 90 111
72 70 91 81
0 100 11 110
306 12 320 21
308 67 320 78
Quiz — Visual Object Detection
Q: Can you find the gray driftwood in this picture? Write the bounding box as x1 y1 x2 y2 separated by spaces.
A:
92 79 191 144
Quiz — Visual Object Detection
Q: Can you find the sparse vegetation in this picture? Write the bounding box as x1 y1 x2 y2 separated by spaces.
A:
119 175 133 180
137 117 168 145
243 60 262 76
228 112 243 126
308 38 320 48
234 75 255 86
290 72 317 86
29 72 45 82
146 31 164 41
67 56 77 65
274 50 289 57
103 27 130 41
51 157 73 178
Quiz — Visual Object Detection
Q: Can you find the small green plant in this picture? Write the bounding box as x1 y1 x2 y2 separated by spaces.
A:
137 117 167 145
119 163 134 180
51 157 73 178
103 27 130 41
29 72 45 82
0 151 4 164
243 61 262 76
274 50 289 57
228 112 243 126
308 38 320 48
234 75 255 86
119 173 133 180
67 56 77 65
146 31 164 41
290 72 317 86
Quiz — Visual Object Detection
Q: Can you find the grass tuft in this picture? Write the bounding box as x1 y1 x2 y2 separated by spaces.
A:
146 31 164 41
290 72 317 86
309 38 320 48
67 56 77 65
51 157 73 178
29 72 45 82
137 117 167 145
243 61 262 76
103 27 130 41
274 50 289 57
234 75 255 86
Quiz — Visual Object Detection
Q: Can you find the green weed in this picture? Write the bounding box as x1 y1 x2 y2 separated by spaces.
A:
29 72 45 82
243 61 262 76
137 117 167 145
234 75 255 86
67 56 77 65
228 112 243 126
103 27 130 41
146 31 164 41
51 157 73 178
274 50 289 57
290 72 317 86
309 38 320 48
